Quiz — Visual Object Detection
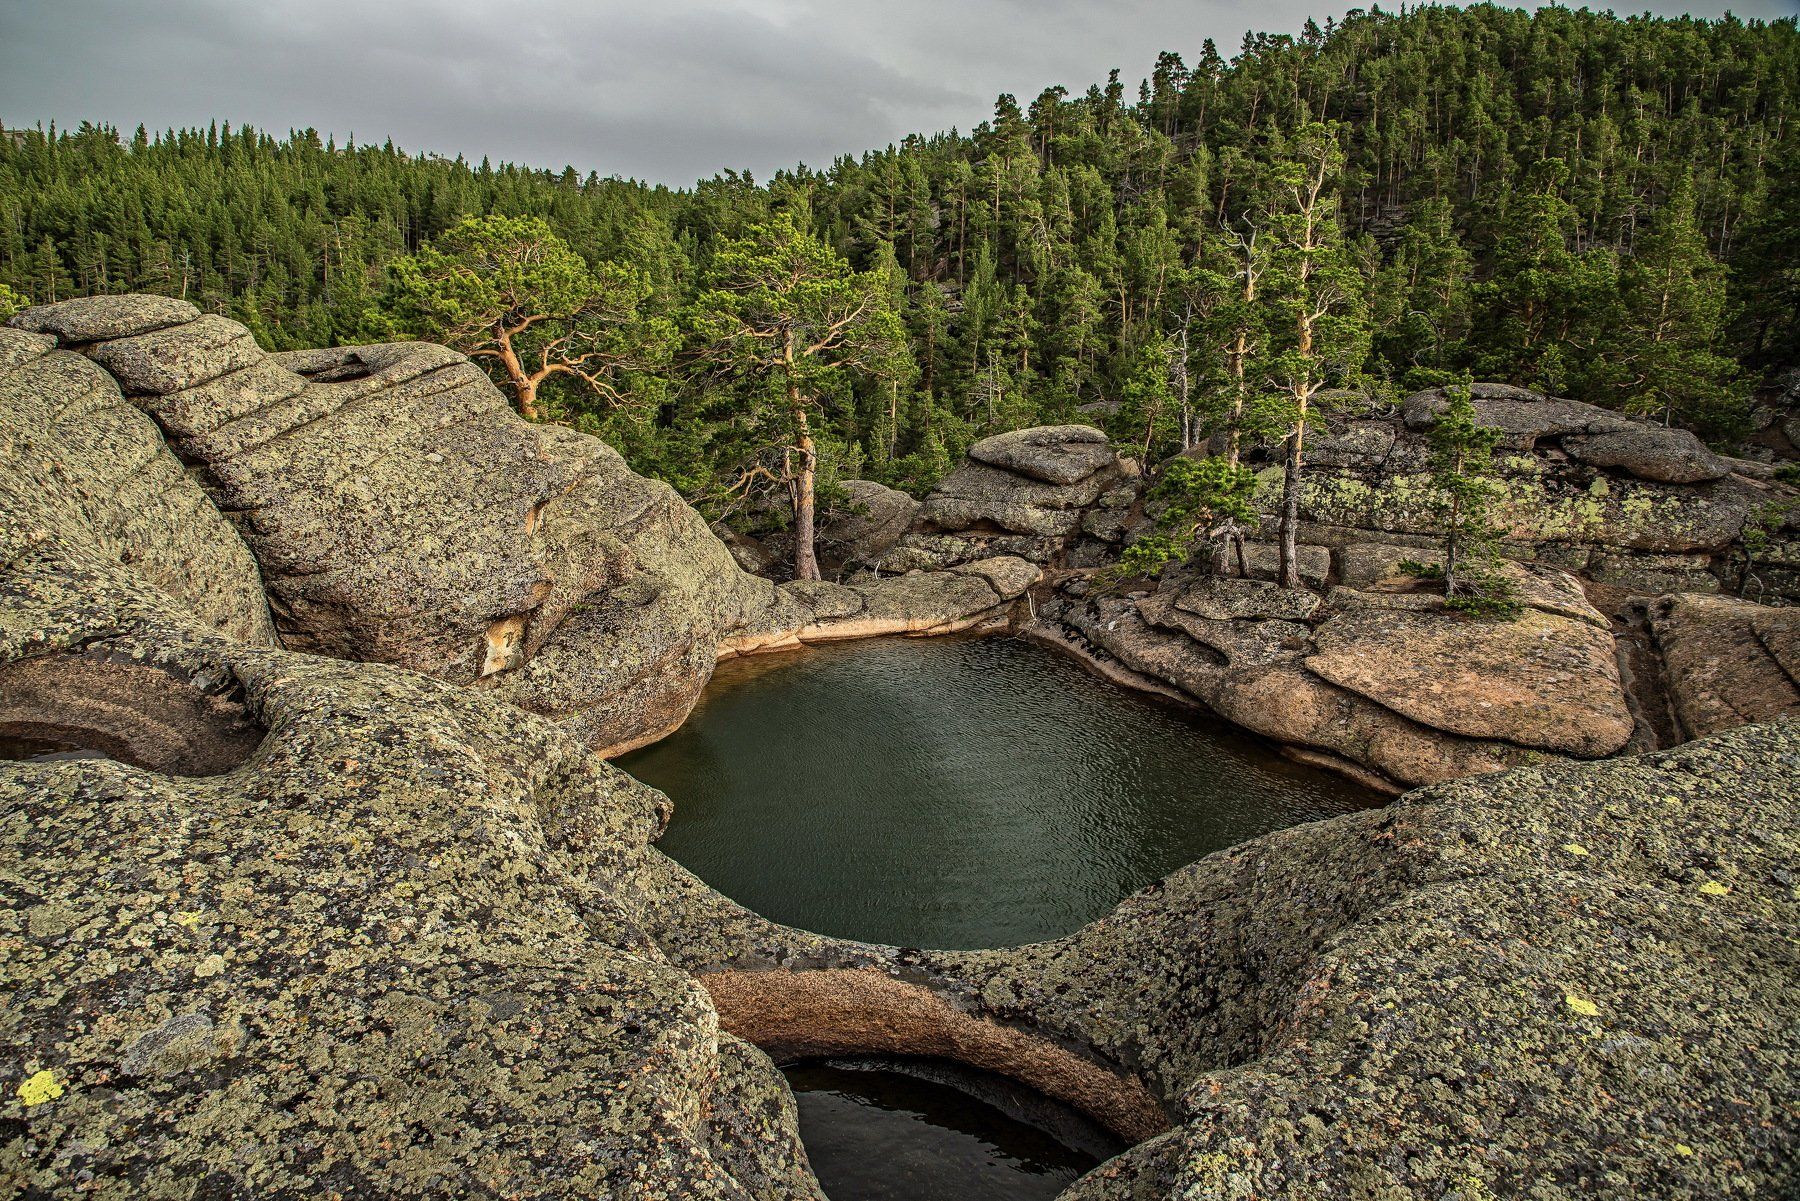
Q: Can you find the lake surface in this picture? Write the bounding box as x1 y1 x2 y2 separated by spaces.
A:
621 634 1376 949
784 1058 1122 1201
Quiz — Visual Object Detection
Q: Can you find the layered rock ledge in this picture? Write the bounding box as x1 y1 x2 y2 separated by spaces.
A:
3 299 1795 1199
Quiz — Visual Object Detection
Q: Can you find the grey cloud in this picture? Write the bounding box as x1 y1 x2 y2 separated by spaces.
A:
2 0 1794 185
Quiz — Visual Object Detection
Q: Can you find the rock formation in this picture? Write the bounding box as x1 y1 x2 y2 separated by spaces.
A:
3 299 1795 1199
7 296 1036 755
839 405 1799 789
887 425 1140 571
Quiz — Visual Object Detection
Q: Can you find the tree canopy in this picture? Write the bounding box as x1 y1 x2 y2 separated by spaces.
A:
2 5 1794 510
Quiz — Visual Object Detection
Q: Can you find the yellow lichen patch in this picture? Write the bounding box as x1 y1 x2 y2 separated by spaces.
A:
1564 993 1601 1018
1675 1144 1696 1158
1561 843 1590 856
1698 880 1731 896
17 1069 63 1107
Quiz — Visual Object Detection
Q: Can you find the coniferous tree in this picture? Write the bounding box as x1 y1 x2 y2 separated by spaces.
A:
1261 123 1368 590
689 211 905 580
1415 381 1518 618
1615 175 1748 436
379 215 673 421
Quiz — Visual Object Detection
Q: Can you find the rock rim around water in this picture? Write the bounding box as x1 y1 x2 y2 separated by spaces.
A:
6 297 1033 756
2 299 1796 1199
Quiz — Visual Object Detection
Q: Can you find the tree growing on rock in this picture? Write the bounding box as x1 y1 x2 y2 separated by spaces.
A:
1262 123 1369 590
1412 381 1519 617
0 283 28 321
689 211 906 581
380 215 674 422
1111 455 1259 583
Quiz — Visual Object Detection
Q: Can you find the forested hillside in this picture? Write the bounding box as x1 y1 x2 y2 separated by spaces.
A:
3 4 1796 514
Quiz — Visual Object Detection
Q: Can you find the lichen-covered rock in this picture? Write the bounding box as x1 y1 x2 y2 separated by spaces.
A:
1171 576 1322 623
1649 592 1800 738
9 294 201 343
961 720 1800 1200
0 339 820 1197
4 297 1796 1200
0 327 275 647
8 301 1025 755
968 424 1117 484
816 478 919 568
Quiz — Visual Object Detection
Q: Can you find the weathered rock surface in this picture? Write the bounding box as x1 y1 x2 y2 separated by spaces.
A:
3 299 1796 1200
1649 592 1800 738
0 315 823 1197
8 298 1028 755
1305 603 1634 757
968 424 1117 485
642 720 1800 1201
815 478 919 568
892 424 1132 570
0 326 275 647
1029 560 1636 789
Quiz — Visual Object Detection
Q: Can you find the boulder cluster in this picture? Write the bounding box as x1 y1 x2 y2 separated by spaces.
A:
814 394 1800 789
2 298 1795 1199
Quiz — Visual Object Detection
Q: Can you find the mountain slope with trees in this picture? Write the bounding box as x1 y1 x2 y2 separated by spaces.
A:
3 4 1795 528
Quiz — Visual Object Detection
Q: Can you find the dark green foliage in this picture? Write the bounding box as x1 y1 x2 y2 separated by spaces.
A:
1111 455 1259 582
1418 381 1521 619
2 6 1795 509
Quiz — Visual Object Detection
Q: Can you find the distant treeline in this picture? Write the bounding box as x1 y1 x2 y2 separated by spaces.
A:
2 3 1796 499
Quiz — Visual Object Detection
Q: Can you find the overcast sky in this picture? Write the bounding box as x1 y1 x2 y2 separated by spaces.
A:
3 0 1795 187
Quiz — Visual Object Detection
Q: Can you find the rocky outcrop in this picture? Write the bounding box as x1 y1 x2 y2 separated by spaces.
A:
0 311 823 1197
1648 592 1800 739
1301 384 1797 599
7 297 1031 755
815 478 919 569
1030 565 1633 791
3 298 1795 1199
0 322 276 648
865 391 1796 602
889 425 1137 570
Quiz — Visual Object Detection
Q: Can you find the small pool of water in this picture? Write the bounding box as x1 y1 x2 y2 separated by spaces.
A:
622 634 1377 949
785 1058 1121 1201
0 736 110 764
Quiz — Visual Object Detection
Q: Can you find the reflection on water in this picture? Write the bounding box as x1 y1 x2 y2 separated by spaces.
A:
621 634 1377 949
784 1058 1122 1201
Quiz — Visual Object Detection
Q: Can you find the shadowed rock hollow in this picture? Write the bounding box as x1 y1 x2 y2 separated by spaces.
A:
2 298 1795 1199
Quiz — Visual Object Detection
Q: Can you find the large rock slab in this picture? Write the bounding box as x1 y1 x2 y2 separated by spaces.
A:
1649 592 1800 738
816 478 920 567
1562 426 1729 484
1306 601 1634 757
968 424 1115 484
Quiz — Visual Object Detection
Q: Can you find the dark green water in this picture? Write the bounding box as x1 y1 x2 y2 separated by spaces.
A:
783 1058 1122 1201
621 634 1376 950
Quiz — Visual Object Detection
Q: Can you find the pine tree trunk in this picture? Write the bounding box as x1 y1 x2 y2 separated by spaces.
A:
1444 492 1461 597
792 405 821 582
1278 423 1307 590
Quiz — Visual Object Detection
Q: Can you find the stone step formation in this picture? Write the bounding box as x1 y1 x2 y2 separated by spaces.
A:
1 296 1795 1199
